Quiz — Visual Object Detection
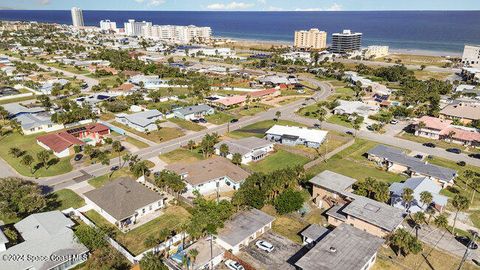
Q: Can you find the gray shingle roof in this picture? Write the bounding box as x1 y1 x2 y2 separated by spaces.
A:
15 112 55 130
295 224 384 270
214 137 273 156
84 177 163 221
300 224 330 242
309 170 357 193
116 109 162 127
174 104 213 116
367 145 457 183
217 209 275 247
2 103 45 116
0 211 89 270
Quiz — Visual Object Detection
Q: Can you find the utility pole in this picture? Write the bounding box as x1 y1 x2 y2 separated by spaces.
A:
458 232 477 270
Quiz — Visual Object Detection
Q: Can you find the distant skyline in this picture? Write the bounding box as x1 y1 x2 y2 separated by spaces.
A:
0 0 479 11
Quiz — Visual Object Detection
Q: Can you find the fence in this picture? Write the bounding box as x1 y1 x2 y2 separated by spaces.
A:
99 120 126 135
303 138 355 171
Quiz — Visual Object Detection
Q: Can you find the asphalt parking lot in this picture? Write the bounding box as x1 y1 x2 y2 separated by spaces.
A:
238 231 303 270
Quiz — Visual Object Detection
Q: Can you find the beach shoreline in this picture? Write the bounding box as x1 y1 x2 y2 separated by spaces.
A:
215 36 462 57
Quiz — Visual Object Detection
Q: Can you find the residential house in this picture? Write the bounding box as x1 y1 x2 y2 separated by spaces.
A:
83 177 165 229
414 116 480 147
333 100 379 117
211 95 246 109
300 224 330 246
115 109 163 132
36 123 110 157
129 75 168 89
0 211 89 270
310 171 405 238
214 137 274 164
367 144 457 187
75 93 118 114
15 112 64 135
439 102 480 124
389 176 449 213
2 103 45 118
165 157 250 196
258 75 299 87
173 104 215 120
216 209 275 254
248 88 281 100
265 125 328 149
87 65 118 75
295 224 384 270
182 238 225 270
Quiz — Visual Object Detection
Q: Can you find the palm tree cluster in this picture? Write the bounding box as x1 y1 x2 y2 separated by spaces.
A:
354 177 390 203
388 228 423 257
154 170 187 201
199 133 219 158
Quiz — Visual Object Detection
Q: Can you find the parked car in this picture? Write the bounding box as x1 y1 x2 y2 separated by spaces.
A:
230 118 239 123
346 131 354 136
110 165 119 171
446 148 462 154
457 161 466 166
313 123 320 128
74 154 83 161
469 153 480 159
366 125 374 131
422 142 436 148
191 119 200 123
224 259 245 270
390 119 399 125
256 240 274 252
455 236 478 250
472 258 480 266
414 154 423 159
198 118 207 123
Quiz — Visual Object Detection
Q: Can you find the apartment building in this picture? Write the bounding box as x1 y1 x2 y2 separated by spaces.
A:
294 28 327 50
100 19 117 31
124 19 151 36
331 30 362 54
71 7 84 28
142 24 212 43
462 44 480 68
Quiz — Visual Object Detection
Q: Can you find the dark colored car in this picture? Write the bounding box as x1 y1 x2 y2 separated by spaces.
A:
472 259 480 266
422 142 436 148
469 153 480 159
110 165 119 171
346 131 354 136
414 154 423 159
313 123 320 128
191 119 200 123
446 148 462 154
198 118 207 123
230 119 239 123
455 236 478 250
457 161 466 166
74 154 83 161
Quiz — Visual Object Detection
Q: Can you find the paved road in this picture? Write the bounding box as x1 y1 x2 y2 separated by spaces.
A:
334 58 461 74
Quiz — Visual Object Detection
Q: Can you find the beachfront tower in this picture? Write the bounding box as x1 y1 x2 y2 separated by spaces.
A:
71 7 84 28
331 29 363 54
462 45 480 68
294 28 327 50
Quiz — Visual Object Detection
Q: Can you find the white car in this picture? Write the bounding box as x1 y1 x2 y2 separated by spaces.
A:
224 259 245 270
256 240 274 252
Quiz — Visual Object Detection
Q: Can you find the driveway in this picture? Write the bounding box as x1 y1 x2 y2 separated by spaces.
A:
238 231 302 270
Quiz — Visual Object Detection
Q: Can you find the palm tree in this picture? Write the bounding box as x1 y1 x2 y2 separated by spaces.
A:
419 191 433 210
317 107 327 127
188 248 199 270
470 176 480 204
363 177 377 198
275 111 281 121
20 154 34 174
434 213 449 231
112 141 122 167
452 194 469 235
402 188 414 213
187 140 195 151
412 211 425 239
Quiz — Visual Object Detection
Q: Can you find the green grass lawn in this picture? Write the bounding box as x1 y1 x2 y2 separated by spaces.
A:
0 95 36 105
125 137 149 149
229 119 306 139
45 63 90 75
84 206 191 255
230 104 272 117
47 189 85 210
159 148 204 164
112 122 184 144
306 139 407 184
399 133 479 154
248 149 310 173
0 132 73 177
326 115 353 128
88 168 132 188
205 112 235 125
169 118 206 131
297 103 327 119
335 87 355 96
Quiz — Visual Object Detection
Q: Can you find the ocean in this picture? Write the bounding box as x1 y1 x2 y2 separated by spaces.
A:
0 10 479 54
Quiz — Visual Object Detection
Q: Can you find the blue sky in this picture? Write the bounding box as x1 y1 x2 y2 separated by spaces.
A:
1 0 479 11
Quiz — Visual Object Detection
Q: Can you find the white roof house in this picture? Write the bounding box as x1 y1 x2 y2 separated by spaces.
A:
115 109 163 132
333 100 379 117
265 125 328 148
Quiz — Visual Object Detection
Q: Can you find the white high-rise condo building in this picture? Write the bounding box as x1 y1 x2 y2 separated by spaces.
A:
71 7 84 27
294 28 327 50
331 30 363 54
142 24 212 44
124 19 151 36
100 20 117 31
462 45 480 68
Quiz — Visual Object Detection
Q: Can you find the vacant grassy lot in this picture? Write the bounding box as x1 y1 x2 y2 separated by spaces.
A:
169 118 206 131
159 148 204 164
125 137 149 149
398 133 479 154
376 53 448 67
84 205 191 255
229 104 272 117
0 95 36 105
112 122 184 144
47 189 85 210
326 115 353 128
414 70 453 81
45 62 90 74
335 87 355 95
229 119 306 139
88 168 133 188
0 132 73 177
205 112 235 125
374 245 478 270
306 139 407 184
248 149 310 173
